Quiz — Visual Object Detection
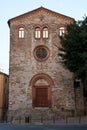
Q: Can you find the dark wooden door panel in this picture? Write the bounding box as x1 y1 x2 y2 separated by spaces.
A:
35 88 48 107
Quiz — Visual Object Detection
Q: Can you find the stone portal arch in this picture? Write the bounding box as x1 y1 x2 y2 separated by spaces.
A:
30 73 53 108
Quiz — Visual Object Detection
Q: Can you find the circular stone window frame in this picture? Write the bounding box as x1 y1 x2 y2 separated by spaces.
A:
34 45 50 62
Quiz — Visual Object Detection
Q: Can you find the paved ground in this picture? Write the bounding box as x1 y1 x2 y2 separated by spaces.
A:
0 124 87 130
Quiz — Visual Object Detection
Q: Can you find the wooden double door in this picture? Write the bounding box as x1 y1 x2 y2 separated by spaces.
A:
34 86 49 107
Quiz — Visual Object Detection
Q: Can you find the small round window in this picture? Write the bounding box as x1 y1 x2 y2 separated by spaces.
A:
34 46 50 61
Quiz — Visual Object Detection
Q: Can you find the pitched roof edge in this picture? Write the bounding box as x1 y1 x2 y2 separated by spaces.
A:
8 6 43 26
0 71 9 76
8 6 75 26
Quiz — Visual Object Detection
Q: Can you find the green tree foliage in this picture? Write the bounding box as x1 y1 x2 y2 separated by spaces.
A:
59 16 87 88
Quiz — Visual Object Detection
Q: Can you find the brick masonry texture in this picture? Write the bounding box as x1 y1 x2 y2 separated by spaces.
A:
8 7 84 117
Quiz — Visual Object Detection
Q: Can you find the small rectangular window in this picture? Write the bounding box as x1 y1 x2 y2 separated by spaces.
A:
43 27 48 38
59 27 65 36
19 27 24 38
35 27 41 38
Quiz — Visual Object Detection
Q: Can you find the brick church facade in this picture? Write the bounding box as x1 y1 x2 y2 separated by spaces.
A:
8 7 85 118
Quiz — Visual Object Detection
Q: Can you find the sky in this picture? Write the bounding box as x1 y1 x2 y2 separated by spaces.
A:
0 0 87 74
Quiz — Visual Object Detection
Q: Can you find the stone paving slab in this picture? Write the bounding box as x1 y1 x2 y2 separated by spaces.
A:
0 124 87 130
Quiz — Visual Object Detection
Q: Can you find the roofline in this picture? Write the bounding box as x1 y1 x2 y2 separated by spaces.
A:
8 6 75 26
0 71 9 76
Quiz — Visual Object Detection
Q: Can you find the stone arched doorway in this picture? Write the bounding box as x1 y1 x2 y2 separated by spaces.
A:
30 73 53 108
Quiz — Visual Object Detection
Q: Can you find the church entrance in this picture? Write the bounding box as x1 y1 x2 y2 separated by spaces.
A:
30 73 53 108
34 86 48 107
